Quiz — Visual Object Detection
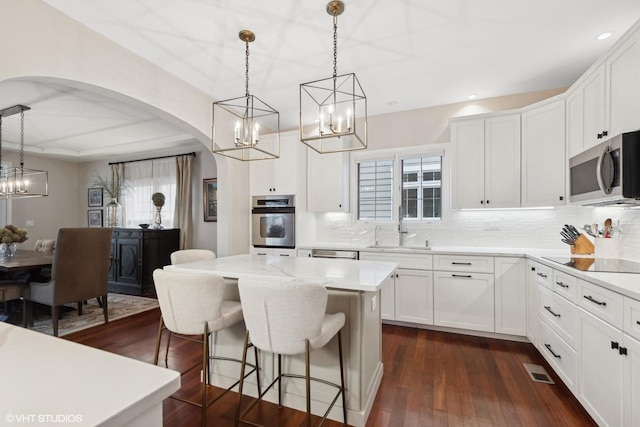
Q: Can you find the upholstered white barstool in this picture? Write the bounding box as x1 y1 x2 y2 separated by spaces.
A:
170 249 216 265
153 269 259 427
235 279 347 427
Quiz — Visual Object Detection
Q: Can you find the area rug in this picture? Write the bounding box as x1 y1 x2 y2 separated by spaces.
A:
25 293 159 337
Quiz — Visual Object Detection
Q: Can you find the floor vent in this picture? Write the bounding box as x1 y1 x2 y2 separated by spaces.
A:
523 363 555 384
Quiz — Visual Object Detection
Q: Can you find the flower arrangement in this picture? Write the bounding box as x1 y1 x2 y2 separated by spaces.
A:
152 192 165 208
90 175 130 199
0 225 28 244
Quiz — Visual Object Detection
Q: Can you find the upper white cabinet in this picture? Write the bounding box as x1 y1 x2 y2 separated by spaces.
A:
521 97 566 207
250 131 300 196
607 28 640 138
451 114 521 209
568 25 640 156
307 150 349 212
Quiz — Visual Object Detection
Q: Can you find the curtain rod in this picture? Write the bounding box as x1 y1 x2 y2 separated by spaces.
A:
108 151 196 166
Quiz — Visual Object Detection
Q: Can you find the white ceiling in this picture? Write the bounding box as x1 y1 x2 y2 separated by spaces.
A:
4 0 640 161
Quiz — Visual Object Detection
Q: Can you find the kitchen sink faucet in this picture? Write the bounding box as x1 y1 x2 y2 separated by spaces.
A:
398 205 408 246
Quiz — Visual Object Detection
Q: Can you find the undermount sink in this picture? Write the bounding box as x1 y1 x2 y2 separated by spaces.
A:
367 244 431 251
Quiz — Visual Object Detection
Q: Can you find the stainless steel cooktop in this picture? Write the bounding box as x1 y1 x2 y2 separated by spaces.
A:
543 256 640 273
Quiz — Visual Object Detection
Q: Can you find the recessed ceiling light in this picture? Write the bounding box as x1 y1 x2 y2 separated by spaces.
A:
467 94 478 100
597 32 612 40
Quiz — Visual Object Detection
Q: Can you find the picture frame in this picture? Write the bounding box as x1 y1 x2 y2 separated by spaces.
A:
203 178 218 222
88 188 103 207
88 209 103 228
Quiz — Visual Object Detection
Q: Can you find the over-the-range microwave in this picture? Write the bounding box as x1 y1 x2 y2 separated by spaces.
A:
570 130 640 206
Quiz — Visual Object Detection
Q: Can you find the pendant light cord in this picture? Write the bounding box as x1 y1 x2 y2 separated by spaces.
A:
333 13 338 78
245 38 250 98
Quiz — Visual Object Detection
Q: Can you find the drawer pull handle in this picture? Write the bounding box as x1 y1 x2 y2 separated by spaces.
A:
637 321 640 326
452 274 472 278
544 344 561 359
555 281 569 288
544 306 561 318
452 262 472 265
537 272 548 278
583 295 606 306
278 254 290 257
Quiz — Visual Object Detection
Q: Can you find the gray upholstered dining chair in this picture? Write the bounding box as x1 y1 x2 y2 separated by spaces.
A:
235 279 347 427
22 228 112 337
170 249 216 265
152 268 259 427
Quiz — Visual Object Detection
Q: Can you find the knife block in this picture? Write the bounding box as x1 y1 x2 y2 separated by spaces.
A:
571 234 595 255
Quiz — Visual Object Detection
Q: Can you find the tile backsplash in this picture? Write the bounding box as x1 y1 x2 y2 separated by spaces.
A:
314 205 640 260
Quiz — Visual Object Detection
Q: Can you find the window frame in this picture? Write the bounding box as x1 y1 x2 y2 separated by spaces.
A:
352 144 450 226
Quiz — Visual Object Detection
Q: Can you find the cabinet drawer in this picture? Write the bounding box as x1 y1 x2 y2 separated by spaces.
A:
433 255 493 273
113 229 142 238
624 296 640 341
552 270 579 303
538 285 578 349
578 279 624 329
533 263 552 289
360 252 432 270
538 319 577 392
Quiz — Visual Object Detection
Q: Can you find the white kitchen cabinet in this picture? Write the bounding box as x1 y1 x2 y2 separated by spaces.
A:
494 257 526 336
393 269 433 325
250 131 299 196
526 260 539 345
307 150 349 212
520 97 566 207
623 333 640 427
607 29 640 138
359 251 432 323
451 113 521 209
250 247 296 257
581 63 608 151
433 271 495 332
538 316 578 392
578 309 624 427
566 87 584 158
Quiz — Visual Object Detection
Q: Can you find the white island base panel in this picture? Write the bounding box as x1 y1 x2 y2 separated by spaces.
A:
0 322 180 427
206 288 383 427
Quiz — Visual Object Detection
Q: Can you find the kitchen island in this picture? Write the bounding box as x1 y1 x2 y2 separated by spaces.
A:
0 322 180 426
166 254 398 427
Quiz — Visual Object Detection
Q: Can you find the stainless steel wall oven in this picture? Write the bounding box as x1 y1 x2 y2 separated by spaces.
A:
251 195 295 249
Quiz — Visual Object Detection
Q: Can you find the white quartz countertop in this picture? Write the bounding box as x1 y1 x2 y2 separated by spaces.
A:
0 323 180 426
166 254 397 292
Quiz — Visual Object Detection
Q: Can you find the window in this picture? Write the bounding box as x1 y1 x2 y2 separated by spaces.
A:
122 158 176 227
357 151 443 222
358 159 393 220
402 156 442 220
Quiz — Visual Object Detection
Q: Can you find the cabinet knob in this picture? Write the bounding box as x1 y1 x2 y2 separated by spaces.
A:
480 200 484 204
559 196 564 201
486 200 490 204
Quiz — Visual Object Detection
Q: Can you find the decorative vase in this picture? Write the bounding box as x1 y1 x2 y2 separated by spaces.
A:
154 206 163 229
0 242 18 257
106 198 123 228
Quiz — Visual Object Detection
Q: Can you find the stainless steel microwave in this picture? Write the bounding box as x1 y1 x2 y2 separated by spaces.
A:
569 130 640 205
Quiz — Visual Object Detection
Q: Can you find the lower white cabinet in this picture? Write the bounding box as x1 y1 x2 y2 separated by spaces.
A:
538 317 578 391
494 257 526 336
623 333 640 427
250 247 296 257
526 260 539 345
380 273 395 321
393 269 433 325
433 271 494 332
578 309 624 427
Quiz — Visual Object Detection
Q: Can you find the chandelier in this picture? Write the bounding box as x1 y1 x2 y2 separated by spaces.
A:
299 0 367 154
0 105 48 198
212 30 280 161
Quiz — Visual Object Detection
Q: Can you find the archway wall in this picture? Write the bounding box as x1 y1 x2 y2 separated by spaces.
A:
0 0 249 256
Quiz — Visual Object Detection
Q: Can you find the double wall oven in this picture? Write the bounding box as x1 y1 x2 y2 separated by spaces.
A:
251 195 295 249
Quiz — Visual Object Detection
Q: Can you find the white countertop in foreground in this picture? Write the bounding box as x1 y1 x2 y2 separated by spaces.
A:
166 254 398 292
0 323 180 427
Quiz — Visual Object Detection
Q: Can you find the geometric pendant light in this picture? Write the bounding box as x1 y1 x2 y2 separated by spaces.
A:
299 1 367 154
212 30 280 161
0 104 48 198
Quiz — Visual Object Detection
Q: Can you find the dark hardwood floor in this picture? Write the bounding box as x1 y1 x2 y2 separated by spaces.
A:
64 309 596 427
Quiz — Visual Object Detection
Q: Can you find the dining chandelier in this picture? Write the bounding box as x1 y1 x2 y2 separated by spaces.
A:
0 105 48 199
212 30 280 161
299 0 367 154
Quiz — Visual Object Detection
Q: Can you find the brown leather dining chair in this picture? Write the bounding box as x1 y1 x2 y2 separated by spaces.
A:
22 228 112 337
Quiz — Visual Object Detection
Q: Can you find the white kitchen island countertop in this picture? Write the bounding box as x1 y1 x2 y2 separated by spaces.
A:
166 254 398 292
0 322 180 427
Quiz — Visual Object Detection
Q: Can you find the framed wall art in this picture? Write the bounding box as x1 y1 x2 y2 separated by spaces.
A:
203 178 217 222
88 188 103 207
88 209 103 228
